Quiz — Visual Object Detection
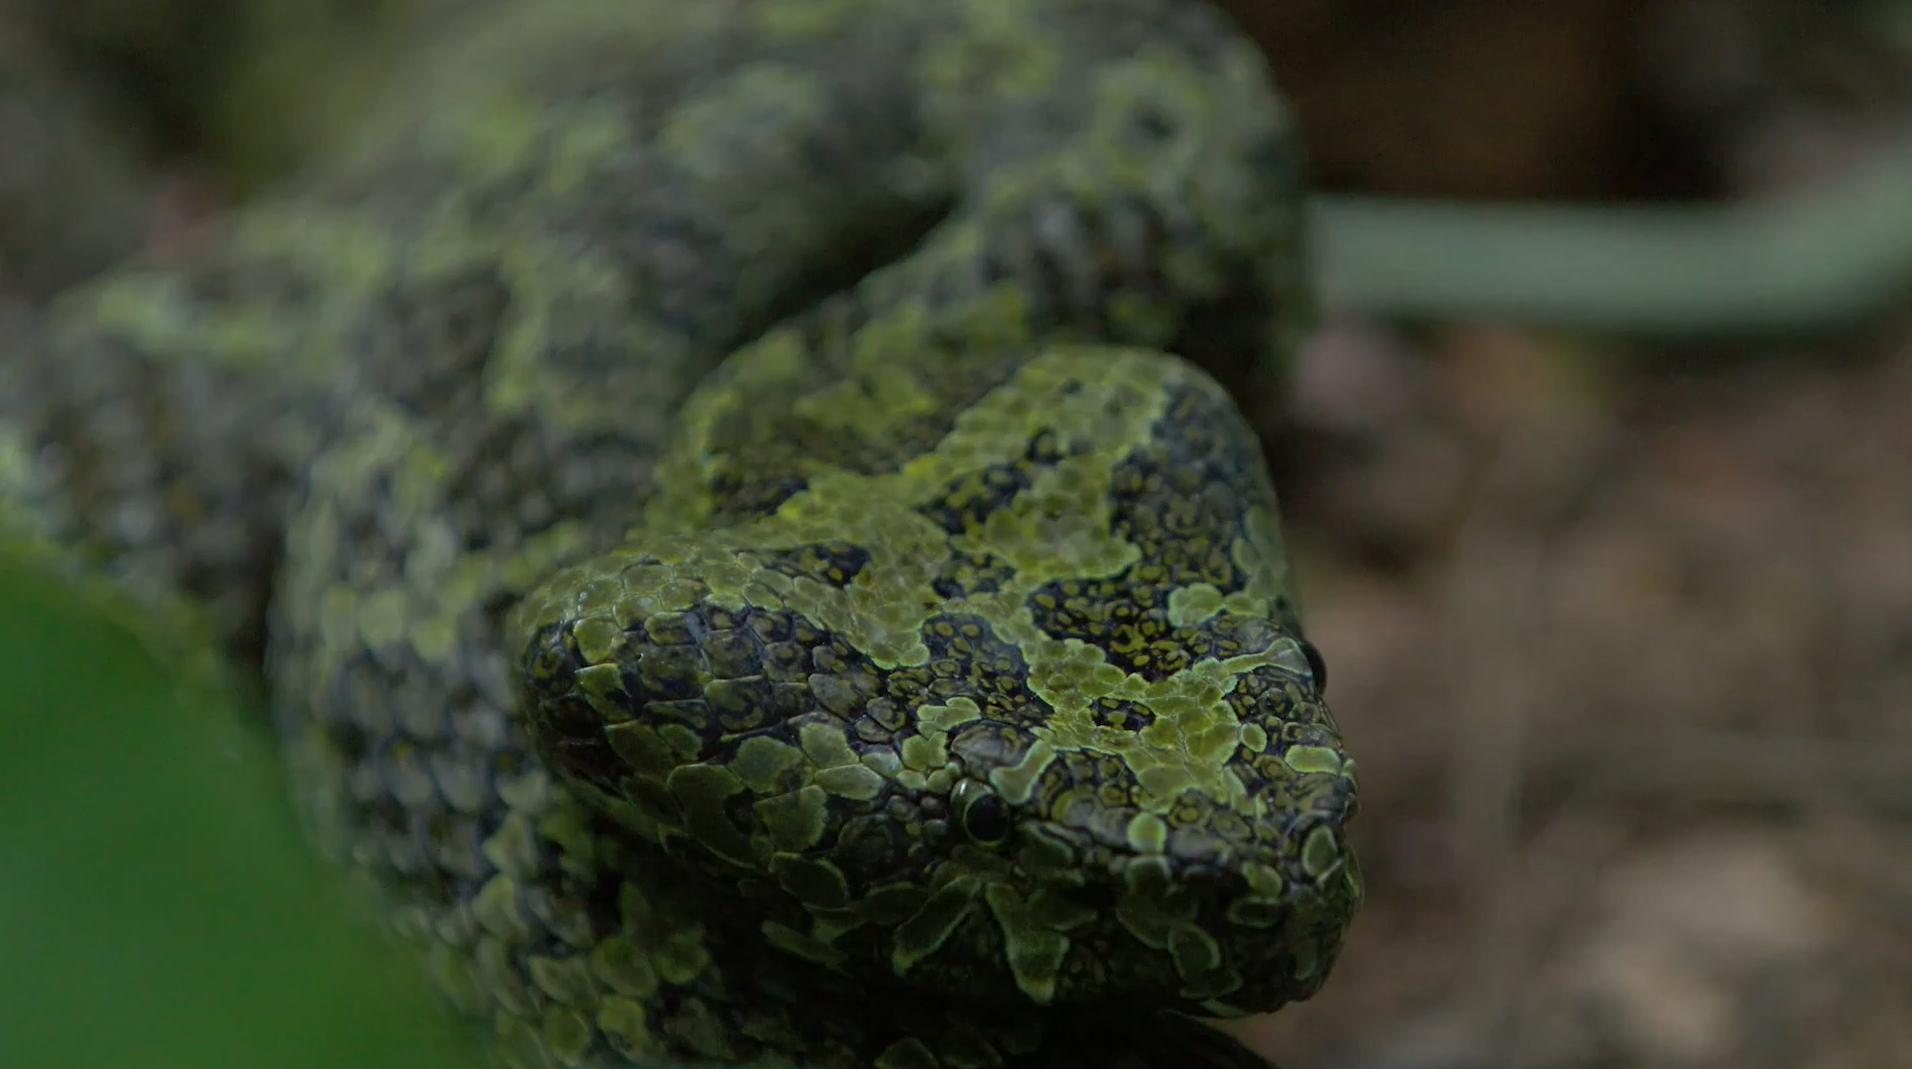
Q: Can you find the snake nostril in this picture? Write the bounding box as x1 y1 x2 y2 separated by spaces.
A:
959 788 1012 844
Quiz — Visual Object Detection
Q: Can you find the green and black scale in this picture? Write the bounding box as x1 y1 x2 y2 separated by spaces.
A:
0 2 1361 1067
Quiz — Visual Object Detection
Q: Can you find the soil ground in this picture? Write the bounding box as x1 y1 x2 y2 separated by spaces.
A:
1225 3 1912 1066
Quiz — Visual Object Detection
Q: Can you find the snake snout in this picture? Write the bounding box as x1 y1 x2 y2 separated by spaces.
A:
1079 799 1361 1016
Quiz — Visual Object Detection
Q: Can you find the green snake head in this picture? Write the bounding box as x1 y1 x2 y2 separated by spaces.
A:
513 336 1360 1021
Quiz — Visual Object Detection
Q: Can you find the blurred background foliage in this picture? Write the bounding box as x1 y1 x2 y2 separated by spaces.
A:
2 1 1911 1068
0 558 480 1068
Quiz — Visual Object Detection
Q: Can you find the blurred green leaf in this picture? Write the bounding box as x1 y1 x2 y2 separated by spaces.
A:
0 562 483 1069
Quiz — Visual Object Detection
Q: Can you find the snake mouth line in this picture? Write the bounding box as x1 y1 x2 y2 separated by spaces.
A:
515 597 1357 1005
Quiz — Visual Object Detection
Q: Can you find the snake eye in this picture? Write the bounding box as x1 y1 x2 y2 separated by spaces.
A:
957 785 1012 844
1300 640 1328 695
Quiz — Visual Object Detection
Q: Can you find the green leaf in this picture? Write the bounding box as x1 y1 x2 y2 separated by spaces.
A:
0 562 483 1069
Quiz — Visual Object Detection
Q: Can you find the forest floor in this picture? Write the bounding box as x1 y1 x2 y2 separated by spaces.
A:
1223 3 1912 1067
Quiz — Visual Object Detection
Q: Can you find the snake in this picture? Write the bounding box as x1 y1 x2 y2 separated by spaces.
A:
0 1 1361 1067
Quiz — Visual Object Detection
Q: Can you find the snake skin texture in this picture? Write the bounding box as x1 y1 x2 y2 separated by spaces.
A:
0 1 1362 1067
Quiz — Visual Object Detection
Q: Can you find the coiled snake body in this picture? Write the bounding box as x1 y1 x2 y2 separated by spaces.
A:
0 2 1361 1067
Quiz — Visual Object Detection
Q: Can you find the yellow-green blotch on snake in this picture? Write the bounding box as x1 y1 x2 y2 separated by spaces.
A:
0 1 1361 1067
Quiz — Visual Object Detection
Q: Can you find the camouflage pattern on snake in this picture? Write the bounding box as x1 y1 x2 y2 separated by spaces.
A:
0 1 1361 1066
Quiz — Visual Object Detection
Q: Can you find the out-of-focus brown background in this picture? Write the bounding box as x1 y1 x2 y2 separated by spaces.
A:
1221 3 1912 1068
2 2 1909 1068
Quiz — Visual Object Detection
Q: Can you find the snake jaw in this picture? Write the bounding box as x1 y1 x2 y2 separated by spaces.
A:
978 717 1360 1017
863 761 1358 1016
516 560 1358 1017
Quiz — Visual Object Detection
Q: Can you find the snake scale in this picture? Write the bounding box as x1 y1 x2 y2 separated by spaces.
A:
0 1 1362 1067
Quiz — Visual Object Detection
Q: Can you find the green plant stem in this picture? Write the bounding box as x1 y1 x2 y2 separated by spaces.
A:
1313 135 1912 335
